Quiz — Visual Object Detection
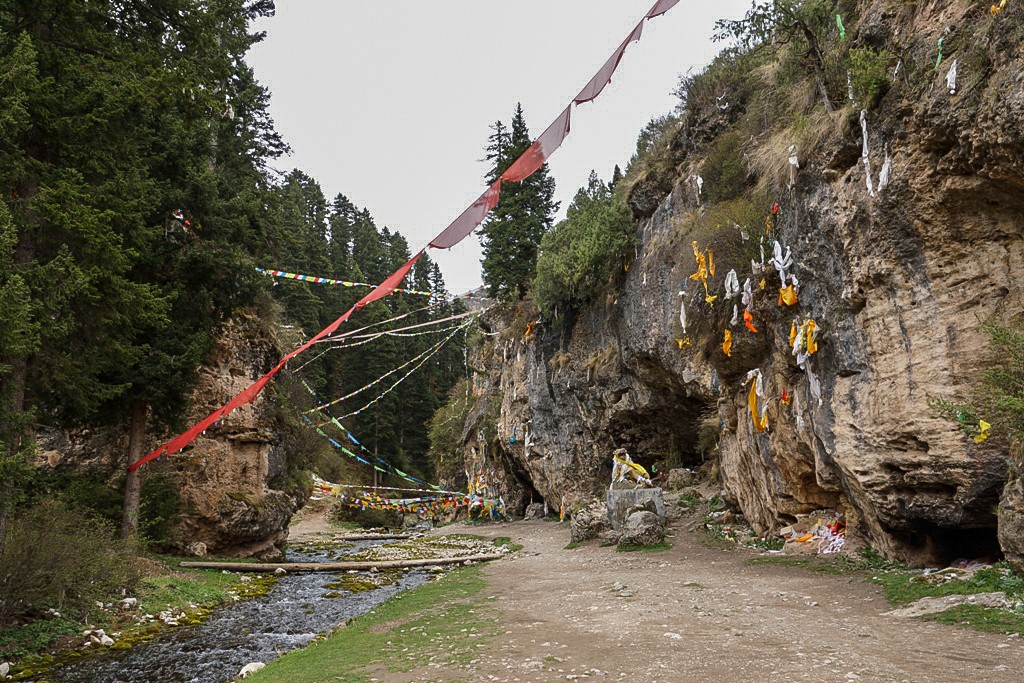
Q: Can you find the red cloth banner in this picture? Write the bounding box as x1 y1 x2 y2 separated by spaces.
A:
573 20 644 104
355 252 422 308
647 0 681 19
428 181 503 249
501 105 572 183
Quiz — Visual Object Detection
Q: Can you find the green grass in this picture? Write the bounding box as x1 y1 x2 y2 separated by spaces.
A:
248 567 497 683
0 618 82 661
870 564 1024 607
491 537 524 552
616 541 672 553
922 604 1024 634
564 541 586 550
746 555 864 575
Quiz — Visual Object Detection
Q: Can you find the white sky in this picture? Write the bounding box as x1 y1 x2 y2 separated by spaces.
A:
248 0 749 294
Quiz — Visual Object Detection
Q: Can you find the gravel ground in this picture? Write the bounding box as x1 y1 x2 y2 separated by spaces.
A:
364 519 1024 683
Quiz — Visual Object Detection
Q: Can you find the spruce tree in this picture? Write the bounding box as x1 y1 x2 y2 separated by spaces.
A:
479 104 558 299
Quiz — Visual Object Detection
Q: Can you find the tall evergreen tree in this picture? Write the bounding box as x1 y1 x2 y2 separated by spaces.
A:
479 104 557 299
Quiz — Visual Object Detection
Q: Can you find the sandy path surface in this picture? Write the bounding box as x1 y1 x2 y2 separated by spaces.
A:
369 519 1024 683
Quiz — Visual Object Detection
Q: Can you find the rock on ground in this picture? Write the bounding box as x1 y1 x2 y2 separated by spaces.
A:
570 499 610 543
883 592 1011 619
617 510 665 548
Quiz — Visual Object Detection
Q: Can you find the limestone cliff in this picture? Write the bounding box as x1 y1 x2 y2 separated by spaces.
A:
37 313 300 558
460 0 1024 566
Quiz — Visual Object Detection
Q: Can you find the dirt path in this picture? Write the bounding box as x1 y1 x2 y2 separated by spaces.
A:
366 519 1024 683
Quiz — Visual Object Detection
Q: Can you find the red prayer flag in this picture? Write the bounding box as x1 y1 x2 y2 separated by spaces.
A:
428 181 502 249
356 251 422 309
646 0 681 18
501 105 572 183
573 20 644 104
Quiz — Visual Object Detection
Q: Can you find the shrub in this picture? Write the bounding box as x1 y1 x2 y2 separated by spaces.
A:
848 47 890 108
0 500 140 622
534 172 635 319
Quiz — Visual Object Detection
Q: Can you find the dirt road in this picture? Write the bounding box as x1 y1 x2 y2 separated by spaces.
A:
381 520 1024 683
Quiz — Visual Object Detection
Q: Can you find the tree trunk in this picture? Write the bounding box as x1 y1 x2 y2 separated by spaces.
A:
800 21 835 113
121 400 150 540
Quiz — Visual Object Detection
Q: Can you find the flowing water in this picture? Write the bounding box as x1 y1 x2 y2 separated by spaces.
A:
47 542 430 683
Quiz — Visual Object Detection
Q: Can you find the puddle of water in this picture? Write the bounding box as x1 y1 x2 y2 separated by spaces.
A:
47 542 430 683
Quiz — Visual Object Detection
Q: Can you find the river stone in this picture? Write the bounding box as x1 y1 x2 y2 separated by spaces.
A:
240 662 266 677
569 499 610 543
617 511 665 548
0 662 10 677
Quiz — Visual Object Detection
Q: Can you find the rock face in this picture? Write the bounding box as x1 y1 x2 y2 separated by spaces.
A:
999 446 1024 572
459 1 1024 565
36 314 299 558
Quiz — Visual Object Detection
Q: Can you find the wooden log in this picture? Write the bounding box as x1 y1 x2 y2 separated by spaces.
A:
331 534 412 541
179 553 504 573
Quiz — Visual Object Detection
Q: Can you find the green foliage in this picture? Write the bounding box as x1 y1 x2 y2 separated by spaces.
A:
426 380 472 489
480 104 559 299
0 500 141 622
702 132 750 204
931 317 1024 445
872 563 1024 609
848 47 890 107
534 171 634 319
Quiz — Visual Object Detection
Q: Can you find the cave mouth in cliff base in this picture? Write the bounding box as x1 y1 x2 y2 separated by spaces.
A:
611 395 715 474
899 524 1003 566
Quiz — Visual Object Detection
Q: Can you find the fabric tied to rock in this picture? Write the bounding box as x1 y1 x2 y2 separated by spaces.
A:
724 269 740 299
744 309 758 334
946 59 958 95
860 110 875 197
771 240 794 287
975 419 992 443
746 369 769 432
722 329 733 357
778 285 799 307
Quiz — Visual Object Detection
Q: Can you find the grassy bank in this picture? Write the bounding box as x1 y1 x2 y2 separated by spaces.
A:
249 566 497 683
0 555 272 677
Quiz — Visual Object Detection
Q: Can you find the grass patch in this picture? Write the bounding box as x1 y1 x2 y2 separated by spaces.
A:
248 567 497 683
746 554 867 576
491 537 523 553
616 541 672 553
870 564 1024 607
922 605 1024 635
564 541 586 550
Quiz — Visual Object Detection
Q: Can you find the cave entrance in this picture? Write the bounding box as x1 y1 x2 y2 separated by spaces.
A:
896 523 1003 566
609 394 715 477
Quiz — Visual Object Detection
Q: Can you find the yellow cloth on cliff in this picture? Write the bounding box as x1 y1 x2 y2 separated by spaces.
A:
801 319 819 355
748 378 768 433
778 285 799 306
975 420 992 443
789 321 798 348
723 329 733 357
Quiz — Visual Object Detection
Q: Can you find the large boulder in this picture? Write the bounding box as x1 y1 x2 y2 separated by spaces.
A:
570 499 610 543
607 488 665 530
665 468 697 490
617 511 665 548
523 503 545 520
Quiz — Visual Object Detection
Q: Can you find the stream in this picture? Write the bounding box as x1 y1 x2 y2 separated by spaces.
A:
47 541 430 683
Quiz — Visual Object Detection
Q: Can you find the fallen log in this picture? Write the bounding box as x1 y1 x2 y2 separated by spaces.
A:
179 553 505 573
332 534 412 541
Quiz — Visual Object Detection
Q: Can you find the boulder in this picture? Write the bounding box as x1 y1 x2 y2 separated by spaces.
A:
187 542 208 558
570 499 610 543
607 488 665 530
665 468 697 490
617 511 665 548
523 503 545 520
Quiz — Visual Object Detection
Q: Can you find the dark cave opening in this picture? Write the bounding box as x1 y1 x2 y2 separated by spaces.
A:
896 523 1003 566
609 394 715 476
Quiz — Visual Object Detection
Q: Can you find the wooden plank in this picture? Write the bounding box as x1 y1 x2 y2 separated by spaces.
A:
179 553 504 573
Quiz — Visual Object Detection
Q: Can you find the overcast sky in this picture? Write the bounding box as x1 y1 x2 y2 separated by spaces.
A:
247 1 749 294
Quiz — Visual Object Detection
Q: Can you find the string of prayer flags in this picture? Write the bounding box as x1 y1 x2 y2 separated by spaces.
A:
746 369 769 432
975 420 992 443
502 106 572 182
722 329 733 357
255 267 487 301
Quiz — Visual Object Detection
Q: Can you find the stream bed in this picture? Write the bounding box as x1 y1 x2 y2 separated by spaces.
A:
46 542 430 683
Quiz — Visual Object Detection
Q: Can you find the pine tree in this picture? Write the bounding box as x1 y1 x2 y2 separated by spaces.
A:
479 104 558 299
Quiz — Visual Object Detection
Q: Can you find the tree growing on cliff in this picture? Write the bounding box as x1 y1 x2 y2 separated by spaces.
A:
713 0 839 112
479 104 558 299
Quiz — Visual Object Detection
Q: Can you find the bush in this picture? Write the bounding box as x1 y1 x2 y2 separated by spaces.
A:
534 172 635 318
848 47 890 108
0 500 140 622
